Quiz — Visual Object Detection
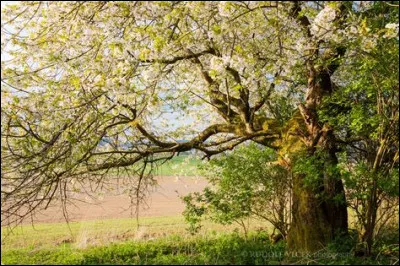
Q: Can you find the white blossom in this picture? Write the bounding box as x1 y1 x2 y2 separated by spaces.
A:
384 23 399 38
210 57 225 72
218 2 233 17
311 5 337 40
361 37 377 52
141 67 158 81
222 55 231 66
385 23 399 30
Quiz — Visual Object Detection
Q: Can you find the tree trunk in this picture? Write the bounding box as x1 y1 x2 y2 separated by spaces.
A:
362 178 378 256
287 152 348 253
286 63 349 252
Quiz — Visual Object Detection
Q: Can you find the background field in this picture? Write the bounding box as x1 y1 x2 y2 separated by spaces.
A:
152 155 202 176
1 155 273 264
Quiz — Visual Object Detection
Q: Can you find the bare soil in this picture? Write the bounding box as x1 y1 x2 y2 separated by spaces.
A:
29 176 208 223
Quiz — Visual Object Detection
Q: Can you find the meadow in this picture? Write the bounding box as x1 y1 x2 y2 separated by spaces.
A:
1 155 398 265
2 217 398 265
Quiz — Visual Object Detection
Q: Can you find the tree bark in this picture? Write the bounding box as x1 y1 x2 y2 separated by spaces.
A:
362 178 378 255
287 150 348 253
286 63 348 252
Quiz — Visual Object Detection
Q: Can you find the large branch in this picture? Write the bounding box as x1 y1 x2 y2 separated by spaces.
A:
88 119 279 171
187 50 244 122
127 48 216 64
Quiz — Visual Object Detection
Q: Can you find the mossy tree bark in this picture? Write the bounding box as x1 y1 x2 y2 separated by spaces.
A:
286 59 348 252
287 151 348 253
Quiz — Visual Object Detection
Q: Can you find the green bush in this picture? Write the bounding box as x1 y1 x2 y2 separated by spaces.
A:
183 143 291 237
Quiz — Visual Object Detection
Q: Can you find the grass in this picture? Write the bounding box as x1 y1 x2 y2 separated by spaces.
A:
1 212 398 265
1 216 278 265
153 155 202 177
1 231 286 265
1 215 272 251
2 228 398 265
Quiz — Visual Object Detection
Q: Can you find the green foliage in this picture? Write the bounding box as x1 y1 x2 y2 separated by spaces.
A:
315 4 399 253
340 159 399 201
3 228 399 265
182 193 206 234
283 227 399 265
318 1 399 141
339 155 399 235
264 92 297 126
292 152 324 189
292 150 341 192
326 229 359 254
1 232 286 265
183 143 290 236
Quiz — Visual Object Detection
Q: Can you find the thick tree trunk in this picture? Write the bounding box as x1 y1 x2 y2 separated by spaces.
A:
287 151 348 253
286 62 349 252
285 117 349 252
288 176 347 252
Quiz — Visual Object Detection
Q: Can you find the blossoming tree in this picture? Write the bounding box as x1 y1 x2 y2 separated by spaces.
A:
1 1 398 252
